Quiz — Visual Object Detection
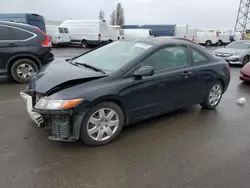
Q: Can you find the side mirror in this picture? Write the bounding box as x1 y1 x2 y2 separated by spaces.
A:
134 66 154 77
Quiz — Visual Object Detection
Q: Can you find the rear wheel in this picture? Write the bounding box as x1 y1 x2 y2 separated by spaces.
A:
201 81 223 109
217 40 223 46
80 102 124 146
243 55 249 66
81 40 89 48
10 59 38 83
205 40 212 46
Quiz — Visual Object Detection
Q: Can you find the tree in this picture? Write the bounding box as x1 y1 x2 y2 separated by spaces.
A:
98 10 105 20
115 2 125 25
110 10 116 25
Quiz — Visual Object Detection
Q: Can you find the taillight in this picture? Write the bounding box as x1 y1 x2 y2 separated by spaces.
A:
35 28 52 47
98 34 101 41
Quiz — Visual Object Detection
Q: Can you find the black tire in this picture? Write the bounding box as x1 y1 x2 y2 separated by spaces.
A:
10 59 38 83
81 40 89 48
80 102 124 146
243 55 249 66
200 81 223 109
205 40 212 46
217 40 223 46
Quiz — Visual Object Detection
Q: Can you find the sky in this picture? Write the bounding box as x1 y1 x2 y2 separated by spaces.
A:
0 0 239 29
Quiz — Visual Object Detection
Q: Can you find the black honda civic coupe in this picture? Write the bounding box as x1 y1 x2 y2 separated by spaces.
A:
20 37 231 146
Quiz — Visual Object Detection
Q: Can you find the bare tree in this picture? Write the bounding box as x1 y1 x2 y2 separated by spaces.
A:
115 3 125 25
98 10 105 20
110 10 116 25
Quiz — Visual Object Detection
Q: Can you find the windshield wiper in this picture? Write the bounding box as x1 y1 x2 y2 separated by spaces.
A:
74 62 106 74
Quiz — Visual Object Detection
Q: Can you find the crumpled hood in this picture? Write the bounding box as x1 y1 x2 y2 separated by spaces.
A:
30 59 107 94
215 48 247 55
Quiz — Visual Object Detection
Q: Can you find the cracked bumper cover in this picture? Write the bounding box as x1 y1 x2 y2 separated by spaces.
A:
20 91 87 142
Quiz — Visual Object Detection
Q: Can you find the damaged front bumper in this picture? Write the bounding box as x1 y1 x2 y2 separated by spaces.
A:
20 91 44 127
20 91 87 142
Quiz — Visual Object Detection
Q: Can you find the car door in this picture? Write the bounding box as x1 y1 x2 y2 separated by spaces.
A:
0 25 18 74
129 44 194 120
188 46 213 104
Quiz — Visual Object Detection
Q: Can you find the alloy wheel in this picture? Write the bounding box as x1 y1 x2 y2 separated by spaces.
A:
209 84 222 106
16 63 34 79
87 108 119 141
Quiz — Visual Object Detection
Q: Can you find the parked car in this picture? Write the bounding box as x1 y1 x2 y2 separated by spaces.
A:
0 21 53 83
0 13 46 32
20 37 230 146
60 19 109 48
213 40 250 66
46 25 71 46
240 63 250 81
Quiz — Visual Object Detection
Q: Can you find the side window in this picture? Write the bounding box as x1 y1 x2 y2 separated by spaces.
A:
63 28 68 33
0 26 12 40
191 49 208 64
58 28 64 33
142 46 188 71
11 28 34 40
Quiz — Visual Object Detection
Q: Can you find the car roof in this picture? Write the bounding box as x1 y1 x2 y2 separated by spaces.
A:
0 21 35 30
132 37 198 46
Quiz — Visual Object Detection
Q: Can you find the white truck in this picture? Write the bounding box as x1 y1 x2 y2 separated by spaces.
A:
123 29 154 40
108 25 124 42
60 19 109 48
196 29 220 46
175 25 197 42
175 25 188 38
46 25 71 46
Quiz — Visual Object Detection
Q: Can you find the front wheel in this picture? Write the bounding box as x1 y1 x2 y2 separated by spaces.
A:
201 81 223 109
81 102 124 146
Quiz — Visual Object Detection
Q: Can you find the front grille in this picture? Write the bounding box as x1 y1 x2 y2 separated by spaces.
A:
51 115 71 139
216 53 232 57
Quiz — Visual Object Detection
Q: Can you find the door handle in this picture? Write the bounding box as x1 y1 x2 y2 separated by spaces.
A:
181 71 192 77
8 43 17 47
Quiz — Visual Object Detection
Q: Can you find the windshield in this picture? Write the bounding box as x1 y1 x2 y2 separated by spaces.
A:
226 41 250 49
72 41 152 71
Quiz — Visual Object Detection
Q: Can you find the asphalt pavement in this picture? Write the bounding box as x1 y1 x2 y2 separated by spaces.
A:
1 47 250 188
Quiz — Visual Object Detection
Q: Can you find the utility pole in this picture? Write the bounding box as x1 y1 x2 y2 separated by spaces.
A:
235 0 250 39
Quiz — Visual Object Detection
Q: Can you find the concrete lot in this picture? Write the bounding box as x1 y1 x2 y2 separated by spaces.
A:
1 47 250 188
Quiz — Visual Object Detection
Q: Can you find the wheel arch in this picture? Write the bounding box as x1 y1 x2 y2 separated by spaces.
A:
6 54 42 74
90 95 129 125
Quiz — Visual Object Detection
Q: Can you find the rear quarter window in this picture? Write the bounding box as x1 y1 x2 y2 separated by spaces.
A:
0 25 12 40
191 48 209 64
10 28 34 40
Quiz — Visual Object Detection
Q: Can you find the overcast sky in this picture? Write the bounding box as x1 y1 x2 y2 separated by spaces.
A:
0 0 239 28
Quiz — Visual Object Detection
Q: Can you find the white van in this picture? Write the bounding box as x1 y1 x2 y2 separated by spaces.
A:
123 29 154 40
60 19 109 48
46 25 71 46
175 25 188 38
186 28 197 42
108 25 124 42
234 31 242 41
216 28 231 45
196 29 220 46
